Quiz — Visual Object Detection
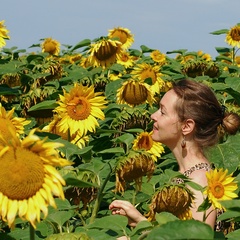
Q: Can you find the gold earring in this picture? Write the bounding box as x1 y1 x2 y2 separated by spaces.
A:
181 135 186 148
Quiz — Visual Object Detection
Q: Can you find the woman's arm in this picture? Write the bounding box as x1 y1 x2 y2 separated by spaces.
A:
109 200 147 227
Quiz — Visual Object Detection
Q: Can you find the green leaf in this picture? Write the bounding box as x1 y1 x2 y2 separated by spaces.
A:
28 100 58 112
226 229 240 240
130 220 153 237
140 45 154 53
71 39 91 51
47 210 74 226
98 147 125 154
146 219 214 239
210 29 229 35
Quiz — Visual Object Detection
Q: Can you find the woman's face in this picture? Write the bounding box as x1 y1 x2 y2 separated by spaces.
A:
151 89 182 148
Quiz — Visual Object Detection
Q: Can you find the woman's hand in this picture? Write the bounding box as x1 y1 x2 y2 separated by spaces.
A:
109 200 147 227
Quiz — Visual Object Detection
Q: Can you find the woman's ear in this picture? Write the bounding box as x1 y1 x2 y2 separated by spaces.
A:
182 119 195 135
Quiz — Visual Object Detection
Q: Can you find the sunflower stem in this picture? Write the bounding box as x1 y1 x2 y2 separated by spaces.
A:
29 224 35 240
89 165 112 224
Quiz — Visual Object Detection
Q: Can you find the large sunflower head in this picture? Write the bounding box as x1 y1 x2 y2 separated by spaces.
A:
0 128 72 228
41 37 61 55
131 63 165 93
88 38 123 68
43 114 89 149
115 151 155 193
0 20 10 48
226 24 240 48
203 168 238 210
108 27 134 49
132 131 165 162
116 79 155 107
54 83 108 137
146 184 194 221
0 104 31 144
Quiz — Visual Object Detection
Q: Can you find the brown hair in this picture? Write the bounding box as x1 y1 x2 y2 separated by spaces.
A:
172 79 240 148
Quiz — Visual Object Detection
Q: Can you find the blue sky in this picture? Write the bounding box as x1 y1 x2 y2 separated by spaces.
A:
1 0 240 57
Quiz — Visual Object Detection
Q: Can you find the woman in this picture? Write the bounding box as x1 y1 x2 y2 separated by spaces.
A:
109 79 240 230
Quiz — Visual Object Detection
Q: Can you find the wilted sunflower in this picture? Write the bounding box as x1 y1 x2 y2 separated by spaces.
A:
108 27 134 49
0 128 72 228
41 37 61 55
0 104 30 145
116 79 155 107
115 151 155 193
226 25 240 48
54 83 107 137
131 63 165 93
111 107 151 133
0 20 10 48
146 184 194 221
132 131 165 162
43 114 89 149
204 168 238 210
88 38 123 68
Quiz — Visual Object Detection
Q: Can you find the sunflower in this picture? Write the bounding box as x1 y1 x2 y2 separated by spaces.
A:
0 104 31 144
204 168 238 210
43 114 89 149
131 63 165 93
115 151 155 193
226 25 240 48
41 37 61 55
116 51 135 68
150 50 166 65
88 38 123 68
132 131 165 161
116 79 155 107
0 20 10 48
0 128 72 228
54 83 107 137
146 184 194 221
108 27 134 49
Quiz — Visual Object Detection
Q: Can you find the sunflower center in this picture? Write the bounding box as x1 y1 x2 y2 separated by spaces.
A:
138 134 153 150
211 182 224 198
0 146 45 200
112 31 128 44
67 97 91 120
95 43 118 61
231 27 240 41
141 69 157 84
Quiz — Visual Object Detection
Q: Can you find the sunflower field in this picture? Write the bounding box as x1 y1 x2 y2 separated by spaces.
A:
0 21 240 240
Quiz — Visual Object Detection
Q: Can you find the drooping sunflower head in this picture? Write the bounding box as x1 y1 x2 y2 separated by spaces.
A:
88 38 123 68
0 128 72 228
131 63 165 93
226 24 240 48
54 83 108 137
43 114 89 149
204 168 238 210
132 131 165 162
182 60 220 78
111 107 151 133
115 151 155 193
116 79 155 107
41 37 61 55
0 20 10 48
0 104 31 144
108 27 134 49
146 184 194 221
